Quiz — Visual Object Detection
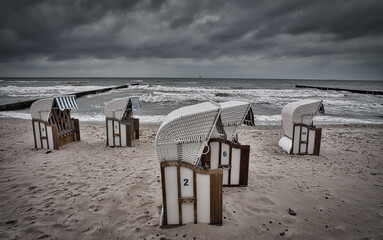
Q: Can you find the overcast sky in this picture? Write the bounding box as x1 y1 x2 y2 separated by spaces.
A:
1 0 382 80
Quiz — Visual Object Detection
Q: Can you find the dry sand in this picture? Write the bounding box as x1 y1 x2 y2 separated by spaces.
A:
0 118 382 240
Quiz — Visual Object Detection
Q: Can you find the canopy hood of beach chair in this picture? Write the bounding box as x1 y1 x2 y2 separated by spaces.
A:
104 97 140 120
212 100 254 141
281 99 324 138
155 101 221 165
30 95 78 122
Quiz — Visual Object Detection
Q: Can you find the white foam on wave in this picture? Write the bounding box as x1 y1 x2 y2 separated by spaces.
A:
141 92 217 104
136 115 166 123
1 80 39 83
130 85 345 105
315 115 383 125
1 110 382 125
325 98 383 111
131 84 345 97
254 115 282 125
0 110 165 123
71 113 165 123
251 114 383 125
0 111 31 119
0 85 111 98
71 113 105 122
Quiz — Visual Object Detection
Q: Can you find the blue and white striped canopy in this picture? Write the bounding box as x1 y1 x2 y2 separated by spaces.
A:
55 96 78 111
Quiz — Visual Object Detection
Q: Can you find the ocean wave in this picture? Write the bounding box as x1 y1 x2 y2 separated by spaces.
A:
140 92 219 105
0 111 31 120
71 113 105 122
2 80 39 83
250 114 383 125
136 115 166 123
323 99 383 117
1 110 382 125
0 85 109 97
315 115 383 124
0 110 165 123
128 85 346 106
71 113 165 123
129 84 346 98
254 115 282 123
90 104 106 109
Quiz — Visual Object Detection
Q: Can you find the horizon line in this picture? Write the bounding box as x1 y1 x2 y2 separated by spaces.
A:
1 76 382 81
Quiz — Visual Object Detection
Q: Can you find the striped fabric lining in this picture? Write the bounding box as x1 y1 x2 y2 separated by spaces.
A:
55 96 78 111
130 97 140 111
244 107 255 126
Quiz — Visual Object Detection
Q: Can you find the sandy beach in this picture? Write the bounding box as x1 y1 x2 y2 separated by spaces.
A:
0 118 382 240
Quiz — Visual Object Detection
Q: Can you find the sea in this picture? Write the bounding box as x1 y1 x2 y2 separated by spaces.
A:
0 77 383 125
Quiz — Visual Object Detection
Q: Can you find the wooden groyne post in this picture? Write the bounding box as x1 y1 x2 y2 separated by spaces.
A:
0 83 139 111
295 85 383 95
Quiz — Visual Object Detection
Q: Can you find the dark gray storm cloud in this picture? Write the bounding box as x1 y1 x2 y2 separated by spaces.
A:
1 0 383 78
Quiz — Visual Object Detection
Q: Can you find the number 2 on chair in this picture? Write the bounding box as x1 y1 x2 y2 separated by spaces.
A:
183 179 189 186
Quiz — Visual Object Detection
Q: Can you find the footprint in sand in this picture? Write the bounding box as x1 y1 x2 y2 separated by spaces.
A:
114 219 129 232
90 188 108 201
35 234 51 239
88 205 102 212
242 205 279 218
62 214 80 230
257 197 277 205
82 222 102 235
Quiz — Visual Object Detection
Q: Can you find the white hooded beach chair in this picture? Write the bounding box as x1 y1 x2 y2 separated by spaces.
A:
278 99 324 155
207 100 254 187
105 97 140 147
156 101 223 227
30 95 80 150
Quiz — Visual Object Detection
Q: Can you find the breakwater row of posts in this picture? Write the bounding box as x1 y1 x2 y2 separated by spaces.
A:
0 83 139 111
295 85 383 95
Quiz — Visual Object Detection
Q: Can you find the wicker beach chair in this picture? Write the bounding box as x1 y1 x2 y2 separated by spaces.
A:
156 101 223 226
105 97 140 147
30 95 80 150
207 100 254 187
278 99 324 155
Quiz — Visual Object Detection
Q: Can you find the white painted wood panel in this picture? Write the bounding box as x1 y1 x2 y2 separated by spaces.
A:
308 129 316 154
210 142 219 169
196 173 210 223
120 124 127 146
165 166 179 225
231 148 240 185
34 122 41 149
107 120 113 146
47 126 54 150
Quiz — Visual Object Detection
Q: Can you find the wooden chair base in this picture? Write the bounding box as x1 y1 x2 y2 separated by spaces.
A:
32 118 80 150
106 118 139 147
205 139 250 187
160 161 222 226
291 124 321 156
